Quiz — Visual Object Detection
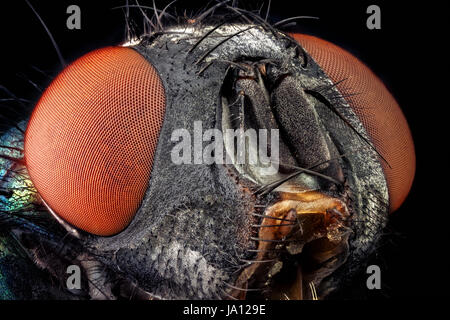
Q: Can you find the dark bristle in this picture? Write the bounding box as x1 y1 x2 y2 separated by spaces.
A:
25 0 66 67
195 25 257 65
223 281 262 292
305 89 392 169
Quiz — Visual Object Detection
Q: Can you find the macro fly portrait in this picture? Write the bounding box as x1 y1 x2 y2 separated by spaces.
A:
0 0 417 301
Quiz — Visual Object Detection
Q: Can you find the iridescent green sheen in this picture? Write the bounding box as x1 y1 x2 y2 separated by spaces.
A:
0 122 36 212
0 122 34 300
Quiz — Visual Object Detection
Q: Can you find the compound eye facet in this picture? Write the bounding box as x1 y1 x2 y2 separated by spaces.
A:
25 47 166 236
290 34 415 212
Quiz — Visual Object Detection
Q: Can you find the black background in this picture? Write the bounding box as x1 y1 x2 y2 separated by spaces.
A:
0 0 447 300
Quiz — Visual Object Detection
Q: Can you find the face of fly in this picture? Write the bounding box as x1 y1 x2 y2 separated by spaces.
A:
66 23 390 300
14 0 416 299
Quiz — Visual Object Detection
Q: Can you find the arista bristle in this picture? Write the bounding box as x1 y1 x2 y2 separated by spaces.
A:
291 34 415 212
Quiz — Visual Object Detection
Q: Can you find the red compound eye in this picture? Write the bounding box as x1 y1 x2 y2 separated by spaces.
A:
24 47 166 236
290 34 415 212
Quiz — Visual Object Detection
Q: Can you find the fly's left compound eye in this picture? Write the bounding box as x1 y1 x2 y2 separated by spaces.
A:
24 47 166 236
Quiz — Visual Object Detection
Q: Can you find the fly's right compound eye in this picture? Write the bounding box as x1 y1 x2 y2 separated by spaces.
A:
24 47 166 236
291 34 416 212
